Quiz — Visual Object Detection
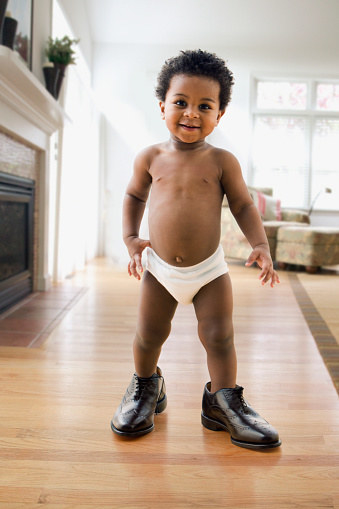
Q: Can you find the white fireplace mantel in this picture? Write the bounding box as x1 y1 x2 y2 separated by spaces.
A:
0 45 66 149
0 45 68 292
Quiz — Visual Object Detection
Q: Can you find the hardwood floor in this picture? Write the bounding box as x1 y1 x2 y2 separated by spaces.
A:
297 270 339 345
0 258 338 508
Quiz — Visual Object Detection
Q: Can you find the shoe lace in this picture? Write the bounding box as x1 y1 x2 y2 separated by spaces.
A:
134 376 151 400
235 387 248 412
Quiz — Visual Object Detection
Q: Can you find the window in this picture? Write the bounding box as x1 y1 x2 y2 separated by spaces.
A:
257 81 307 110
251 79 339 210
316 83 339 111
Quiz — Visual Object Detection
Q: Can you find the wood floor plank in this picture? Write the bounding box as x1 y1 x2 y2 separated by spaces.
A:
0 258 338 508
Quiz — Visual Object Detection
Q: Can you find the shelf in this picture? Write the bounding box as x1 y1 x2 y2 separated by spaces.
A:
0 46 66 135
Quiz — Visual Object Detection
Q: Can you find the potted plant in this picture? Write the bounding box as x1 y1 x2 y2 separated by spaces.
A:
43 35 79 99
1 9 18 50
0 1 9 41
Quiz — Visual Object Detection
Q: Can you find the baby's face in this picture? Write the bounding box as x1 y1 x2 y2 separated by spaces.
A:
159 74 225 144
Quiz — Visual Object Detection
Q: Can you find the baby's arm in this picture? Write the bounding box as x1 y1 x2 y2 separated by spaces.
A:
123 148 153 279
220 151 279 287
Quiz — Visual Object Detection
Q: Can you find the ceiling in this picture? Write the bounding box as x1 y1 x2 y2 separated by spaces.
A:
84 0 339 51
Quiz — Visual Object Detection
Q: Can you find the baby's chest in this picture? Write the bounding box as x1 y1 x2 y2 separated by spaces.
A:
150 161 221 190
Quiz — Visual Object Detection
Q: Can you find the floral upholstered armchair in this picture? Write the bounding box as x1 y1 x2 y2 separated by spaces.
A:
221 187 310 262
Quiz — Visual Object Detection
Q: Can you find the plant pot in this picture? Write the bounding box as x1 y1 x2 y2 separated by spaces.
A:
43 64 60 99
54 63 67 99
0 0 8 41
1 15 17 49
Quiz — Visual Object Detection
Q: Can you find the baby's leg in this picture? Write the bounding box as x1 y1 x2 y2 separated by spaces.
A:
111 271 177 437
134 270 178 377
193 273 237 392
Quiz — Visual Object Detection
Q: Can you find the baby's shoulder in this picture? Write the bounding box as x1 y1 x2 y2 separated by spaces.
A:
210 146 240 167
135 143 164 167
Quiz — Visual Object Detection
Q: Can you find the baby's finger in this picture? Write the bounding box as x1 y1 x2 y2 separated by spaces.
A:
129 258 140 280
135 253 143 275
270 271 280 287
259 264 272 285
245 254 256 267
260 271 270 285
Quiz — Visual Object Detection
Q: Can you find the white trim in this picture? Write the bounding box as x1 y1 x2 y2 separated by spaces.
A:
0 46 67 139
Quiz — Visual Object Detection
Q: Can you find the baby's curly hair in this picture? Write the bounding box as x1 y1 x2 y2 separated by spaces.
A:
155 50 234 111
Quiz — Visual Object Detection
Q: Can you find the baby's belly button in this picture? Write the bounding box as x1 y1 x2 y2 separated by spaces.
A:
175 256 183 263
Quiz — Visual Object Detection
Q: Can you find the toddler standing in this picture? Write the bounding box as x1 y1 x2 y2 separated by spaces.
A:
111 50 281 450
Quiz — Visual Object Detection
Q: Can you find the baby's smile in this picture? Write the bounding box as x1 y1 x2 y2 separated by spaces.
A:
179 123 200 130
160 74 223 144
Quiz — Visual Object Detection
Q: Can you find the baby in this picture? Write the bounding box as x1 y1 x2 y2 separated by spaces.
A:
111 50 281 450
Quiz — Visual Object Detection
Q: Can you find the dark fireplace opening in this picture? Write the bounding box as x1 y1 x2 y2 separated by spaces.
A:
0 172 35 314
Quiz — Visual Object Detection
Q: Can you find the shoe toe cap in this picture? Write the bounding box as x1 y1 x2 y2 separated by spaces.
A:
112 407 152 434
237 422 280 445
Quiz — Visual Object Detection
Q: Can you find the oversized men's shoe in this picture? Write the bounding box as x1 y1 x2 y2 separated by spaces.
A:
201 382 281 450
111 366 167 437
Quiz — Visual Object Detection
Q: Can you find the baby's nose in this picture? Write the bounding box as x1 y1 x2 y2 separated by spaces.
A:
183 106 199 118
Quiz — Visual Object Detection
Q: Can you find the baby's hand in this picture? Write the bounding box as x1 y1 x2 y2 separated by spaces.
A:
127 237 151 280
245 245 280 288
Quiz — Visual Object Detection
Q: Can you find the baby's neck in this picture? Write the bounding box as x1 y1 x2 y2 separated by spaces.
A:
168 136 207 151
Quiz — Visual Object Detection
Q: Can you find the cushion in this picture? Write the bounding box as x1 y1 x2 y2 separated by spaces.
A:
263 220 307 238
248 188 282 221
277 226 339 245
276 226 339 266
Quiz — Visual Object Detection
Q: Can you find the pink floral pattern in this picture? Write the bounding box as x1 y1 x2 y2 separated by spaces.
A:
276 226 339 266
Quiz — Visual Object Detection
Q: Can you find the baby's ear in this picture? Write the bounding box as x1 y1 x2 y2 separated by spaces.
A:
216 109 226 124
159 101 165 119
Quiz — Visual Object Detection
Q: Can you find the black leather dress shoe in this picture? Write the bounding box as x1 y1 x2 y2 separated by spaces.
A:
201 382 281 450
111 367 167 437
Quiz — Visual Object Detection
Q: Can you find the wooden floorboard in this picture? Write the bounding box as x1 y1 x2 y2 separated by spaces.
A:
0 258 338 508
297 270 339 345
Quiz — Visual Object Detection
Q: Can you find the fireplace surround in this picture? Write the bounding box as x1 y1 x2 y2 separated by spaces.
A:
0 172 35 313
0 45 65 313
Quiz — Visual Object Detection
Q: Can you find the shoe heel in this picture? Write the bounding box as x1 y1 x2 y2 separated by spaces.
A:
155 395 167 414
201 413 225 431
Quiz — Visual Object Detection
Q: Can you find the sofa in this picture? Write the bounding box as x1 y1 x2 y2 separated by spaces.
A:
220 187 310 262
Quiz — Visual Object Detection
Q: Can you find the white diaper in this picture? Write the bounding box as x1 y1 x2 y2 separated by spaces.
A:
146 245 229 305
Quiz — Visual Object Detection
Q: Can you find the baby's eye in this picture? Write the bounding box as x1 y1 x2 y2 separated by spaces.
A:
175 100 186 107
199 104 211 110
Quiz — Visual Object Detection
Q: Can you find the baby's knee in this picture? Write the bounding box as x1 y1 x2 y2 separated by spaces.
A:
198 319 234 353
135 322 171 351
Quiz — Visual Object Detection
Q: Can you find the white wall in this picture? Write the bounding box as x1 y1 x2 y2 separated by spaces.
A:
92 43 339 263
31 0 53 84
32 0 103 280
57 0 93 71
32 0 92 85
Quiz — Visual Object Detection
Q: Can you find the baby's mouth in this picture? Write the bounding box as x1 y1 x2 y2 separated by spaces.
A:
179 124 200 130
